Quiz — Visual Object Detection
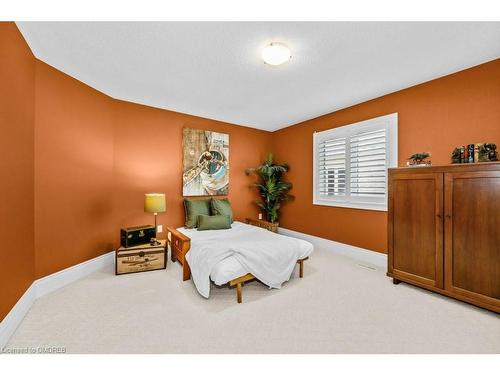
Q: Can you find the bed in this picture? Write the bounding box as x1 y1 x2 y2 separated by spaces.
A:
167 219 313 303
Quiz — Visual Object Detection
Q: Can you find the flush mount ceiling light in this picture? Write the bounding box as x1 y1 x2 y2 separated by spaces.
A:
261 42 292 66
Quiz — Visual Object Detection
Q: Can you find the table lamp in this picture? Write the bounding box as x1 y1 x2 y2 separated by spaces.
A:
144 193 166 245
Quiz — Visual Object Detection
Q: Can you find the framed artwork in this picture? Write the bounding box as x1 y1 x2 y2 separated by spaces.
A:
182 128 229 196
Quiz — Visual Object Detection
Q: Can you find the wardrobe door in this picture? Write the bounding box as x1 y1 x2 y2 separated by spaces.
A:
444 171 500 309
389 172 444 288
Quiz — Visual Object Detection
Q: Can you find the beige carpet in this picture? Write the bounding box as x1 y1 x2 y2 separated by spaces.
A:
6 247 500 353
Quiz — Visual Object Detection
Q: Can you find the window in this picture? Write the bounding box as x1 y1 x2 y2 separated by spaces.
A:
313 113 398 211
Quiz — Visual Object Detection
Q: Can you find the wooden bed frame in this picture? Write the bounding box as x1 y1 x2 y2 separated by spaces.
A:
166 218 309 303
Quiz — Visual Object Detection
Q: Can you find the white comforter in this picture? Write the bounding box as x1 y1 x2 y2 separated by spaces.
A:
178 222 313 298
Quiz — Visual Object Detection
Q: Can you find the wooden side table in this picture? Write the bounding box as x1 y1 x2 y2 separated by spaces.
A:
115 239 167 275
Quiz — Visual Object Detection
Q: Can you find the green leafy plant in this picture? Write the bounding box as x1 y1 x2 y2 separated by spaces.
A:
408 152 431 162
245 153 293 224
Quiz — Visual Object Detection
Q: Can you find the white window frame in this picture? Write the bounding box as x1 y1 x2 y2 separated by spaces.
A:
313 113 398 211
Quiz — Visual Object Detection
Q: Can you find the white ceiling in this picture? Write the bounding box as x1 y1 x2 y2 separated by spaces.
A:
17 22 500 131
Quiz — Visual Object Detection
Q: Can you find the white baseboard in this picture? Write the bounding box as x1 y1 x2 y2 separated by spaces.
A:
35 251 115 299
0 251 115 348
0 284 37 351
278 227 387 270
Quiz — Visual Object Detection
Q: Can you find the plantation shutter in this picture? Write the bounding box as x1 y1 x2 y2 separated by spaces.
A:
317 137 347 197
313 113 397 211
349 128 387 197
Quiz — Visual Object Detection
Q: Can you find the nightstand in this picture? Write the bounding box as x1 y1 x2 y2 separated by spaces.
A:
115 240 167 275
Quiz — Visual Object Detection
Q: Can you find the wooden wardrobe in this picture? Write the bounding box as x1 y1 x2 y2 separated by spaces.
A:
387 162 500 313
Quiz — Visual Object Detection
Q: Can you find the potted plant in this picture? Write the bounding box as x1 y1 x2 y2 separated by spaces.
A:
246 153 293 224
407 152 432 167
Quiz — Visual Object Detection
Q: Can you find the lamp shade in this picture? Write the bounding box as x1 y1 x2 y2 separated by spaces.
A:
144 193 166 214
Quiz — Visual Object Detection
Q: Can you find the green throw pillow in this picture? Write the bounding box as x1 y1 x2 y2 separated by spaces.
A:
184 199 211 228
211 198 233 223
197 214 231 231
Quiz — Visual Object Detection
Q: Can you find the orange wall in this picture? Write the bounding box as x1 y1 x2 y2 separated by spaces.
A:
1 23 272 320
34 63 272 280
113 101 272 237
34 61 116 278
0 23 35 320
272 59 500 253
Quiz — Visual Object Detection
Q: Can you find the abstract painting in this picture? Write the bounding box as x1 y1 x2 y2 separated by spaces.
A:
182 128 229 196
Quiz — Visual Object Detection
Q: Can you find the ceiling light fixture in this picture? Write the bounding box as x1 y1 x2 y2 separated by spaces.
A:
261 42 291 66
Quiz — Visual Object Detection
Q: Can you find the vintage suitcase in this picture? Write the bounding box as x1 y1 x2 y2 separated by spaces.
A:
115 240 167 275
120 225 155 248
